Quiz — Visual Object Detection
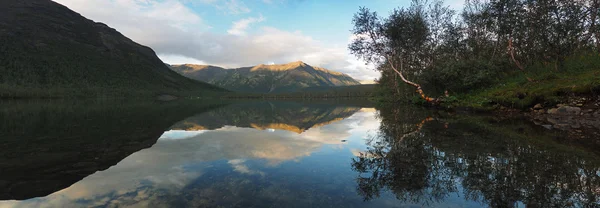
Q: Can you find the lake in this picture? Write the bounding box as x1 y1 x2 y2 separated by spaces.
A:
0 100 598 207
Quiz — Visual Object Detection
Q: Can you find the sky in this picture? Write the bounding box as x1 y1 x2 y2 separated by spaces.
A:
52 0 464 83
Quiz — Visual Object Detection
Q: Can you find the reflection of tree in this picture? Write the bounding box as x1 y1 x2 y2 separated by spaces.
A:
352 106 600 207
352 107 454 204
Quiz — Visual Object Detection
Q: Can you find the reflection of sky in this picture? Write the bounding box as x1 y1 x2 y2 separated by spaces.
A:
0 108 385 208
158 130 208 140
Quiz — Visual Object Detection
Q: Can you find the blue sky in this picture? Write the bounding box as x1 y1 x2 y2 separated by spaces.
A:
194 0 412 43
54 0 463 82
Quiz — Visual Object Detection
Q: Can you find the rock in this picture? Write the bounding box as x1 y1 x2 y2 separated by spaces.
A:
557 104 566 107
547 108 558 114
571 123 581 129
541 125 552 130
556 106 581 115
576 103 584 107
533 104 543 110
553 124 569 129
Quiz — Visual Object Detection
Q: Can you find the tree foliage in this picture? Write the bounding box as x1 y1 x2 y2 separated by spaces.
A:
350 0 600 101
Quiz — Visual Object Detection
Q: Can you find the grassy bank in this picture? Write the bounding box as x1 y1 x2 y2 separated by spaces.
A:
447 54 600 111
377 53 600 111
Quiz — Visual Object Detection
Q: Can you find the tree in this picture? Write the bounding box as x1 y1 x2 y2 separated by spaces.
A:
350 3 440 103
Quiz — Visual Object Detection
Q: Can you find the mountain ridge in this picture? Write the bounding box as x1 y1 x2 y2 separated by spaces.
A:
0 0 225 98
168 61 361 93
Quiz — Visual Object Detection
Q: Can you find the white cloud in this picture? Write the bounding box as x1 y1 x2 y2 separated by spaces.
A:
158 54 207 65
219 0 251 14
227 15 265 36
53 0 380 81
359 80 377 84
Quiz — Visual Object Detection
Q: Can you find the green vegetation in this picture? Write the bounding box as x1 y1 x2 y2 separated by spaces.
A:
169 61 361 94
454 54 600 110
350 0 600 110
221 84 375 99
0 0 225 99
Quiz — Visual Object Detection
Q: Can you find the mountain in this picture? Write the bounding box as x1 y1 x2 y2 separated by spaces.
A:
169 61 361 93
0 0 225 98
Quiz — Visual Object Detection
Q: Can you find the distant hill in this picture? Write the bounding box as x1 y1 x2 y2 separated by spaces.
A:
169 61 361 93
0 0 225 98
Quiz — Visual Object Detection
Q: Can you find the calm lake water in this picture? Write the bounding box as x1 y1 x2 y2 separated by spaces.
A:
0 100 598 207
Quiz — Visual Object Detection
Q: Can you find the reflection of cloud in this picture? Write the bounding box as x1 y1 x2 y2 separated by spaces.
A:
158 130 207 140
0 108 381 208
228 159 265 176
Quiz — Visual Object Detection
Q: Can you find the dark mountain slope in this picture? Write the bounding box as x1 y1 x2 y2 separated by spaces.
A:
0 0 225 98
169 61 361 93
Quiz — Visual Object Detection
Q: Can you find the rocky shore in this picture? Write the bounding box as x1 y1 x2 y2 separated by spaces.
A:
527 96 600 141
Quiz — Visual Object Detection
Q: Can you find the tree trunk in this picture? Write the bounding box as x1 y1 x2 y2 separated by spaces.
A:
592 0 600 51
393 73 400 96
387 56 438 103
507 38 533 81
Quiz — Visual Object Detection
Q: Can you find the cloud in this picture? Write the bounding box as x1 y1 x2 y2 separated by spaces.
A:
227 15 265 36
53 0 380 81
215 0 251 14
359 80 377 84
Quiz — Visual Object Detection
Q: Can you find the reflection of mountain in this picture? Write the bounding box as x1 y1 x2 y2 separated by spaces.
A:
353 106 600 207
170 102 361 134
0 101 223 200
0 108 379 208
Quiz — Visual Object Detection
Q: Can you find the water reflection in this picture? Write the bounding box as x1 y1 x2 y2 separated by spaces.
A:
0 103 381 208
169 102 361 134
0 100 223 200
352 106 600 207
1 101 598 207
